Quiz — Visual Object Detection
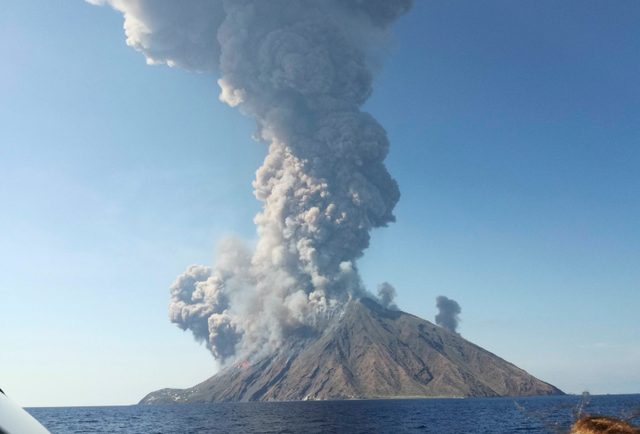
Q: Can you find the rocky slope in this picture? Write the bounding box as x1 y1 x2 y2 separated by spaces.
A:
140 299 563 403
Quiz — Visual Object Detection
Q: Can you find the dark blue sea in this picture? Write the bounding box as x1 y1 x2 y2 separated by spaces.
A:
27 395 640 434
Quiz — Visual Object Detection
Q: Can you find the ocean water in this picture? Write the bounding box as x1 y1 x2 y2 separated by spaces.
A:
27 394 640 434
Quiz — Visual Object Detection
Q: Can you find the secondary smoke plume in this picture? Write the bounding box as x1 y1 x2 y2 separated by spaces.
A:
435 296 461 335
91 0 413 363
377 282 398 310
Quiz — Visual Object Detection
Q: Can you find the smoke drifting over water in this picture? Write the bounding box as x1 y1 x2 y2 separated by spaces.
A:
435 296 461 335
91 0 413 363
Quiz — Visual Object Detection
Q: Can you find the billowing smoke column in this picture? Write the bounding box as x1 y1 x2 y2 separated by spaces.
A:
90 0 412 363
435 296 461 335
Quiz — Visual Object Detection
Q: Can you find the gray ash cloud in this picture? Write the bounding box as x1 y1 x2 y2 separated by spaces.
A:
90 0 413 364
435 296 461 334
377 282 398 310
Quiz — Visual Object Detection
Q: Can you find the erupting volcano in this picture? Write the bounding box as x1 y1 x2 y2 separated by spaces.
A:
139 299 563 403
88 0 564 403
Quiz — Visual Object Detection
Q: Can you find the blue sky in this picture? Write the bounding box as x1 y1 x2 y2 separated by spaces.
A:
1 1 638 407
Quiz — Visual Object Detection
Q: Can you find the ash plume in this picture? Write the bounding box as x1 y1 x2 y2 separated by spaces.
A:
377 282 398 310
435 296 461 335
91 0 414 363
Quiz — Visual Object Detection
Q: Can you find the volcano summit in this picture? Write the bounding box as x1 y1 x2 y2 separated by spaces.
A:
140 299 562 404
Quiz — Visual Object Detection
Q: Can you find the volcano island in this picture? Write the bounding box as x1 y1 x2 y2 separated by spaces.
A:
139 299 562 404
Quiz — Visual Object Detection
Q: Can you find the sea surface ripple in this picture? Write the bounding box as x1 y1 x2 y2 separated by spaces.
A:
27 394 640 434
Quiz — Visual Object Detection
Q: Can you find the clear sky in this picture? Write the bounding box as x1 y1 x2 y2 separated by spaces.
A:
1 1 638 407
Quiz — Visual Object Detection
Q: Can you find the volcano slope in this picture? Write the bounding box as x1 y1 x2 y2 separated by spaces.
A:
139 299 562 403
